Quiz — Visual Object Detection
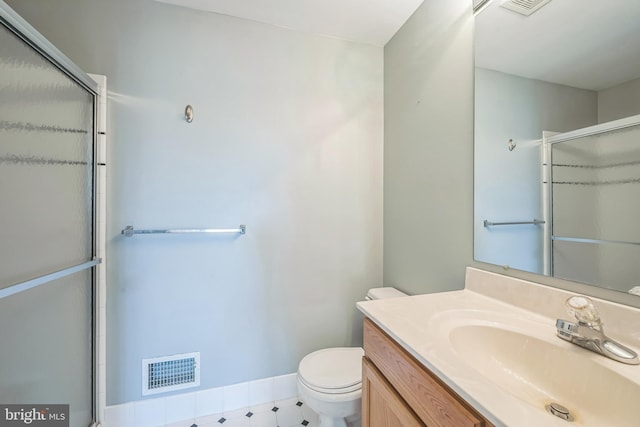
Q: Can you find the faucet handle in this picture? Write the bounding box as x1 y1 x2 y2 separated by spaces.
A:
566 296 601 325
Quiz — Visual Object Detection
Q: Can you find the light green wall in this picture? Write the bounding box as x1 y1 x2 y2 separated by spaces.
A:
383 0 475 294
598 77 640 123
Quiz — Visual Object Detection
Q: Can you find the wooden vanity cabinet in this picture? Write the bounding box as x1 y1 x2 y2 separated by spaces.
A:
362 318 495 427
362 356 424 427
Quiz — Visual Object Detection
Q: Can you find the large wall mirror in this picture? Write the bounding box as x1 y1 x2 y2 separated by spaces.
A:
474 0 640 296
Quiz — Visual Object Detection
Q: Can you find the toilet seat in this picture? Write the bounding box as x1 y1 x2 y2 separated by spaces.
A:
298 347 364 394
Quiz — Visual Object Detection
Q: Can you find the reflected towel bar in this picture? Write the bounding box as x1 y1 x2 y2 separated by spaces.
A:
484 219 545 227
121 225 246 237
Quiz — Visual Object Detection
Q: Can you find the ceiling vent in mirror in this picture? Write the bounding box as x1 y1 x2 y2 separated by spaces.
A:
500 0 553 16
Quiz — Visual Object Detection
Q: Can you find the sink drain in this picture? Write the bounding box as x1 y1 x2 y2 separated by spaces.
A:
545 402 575 422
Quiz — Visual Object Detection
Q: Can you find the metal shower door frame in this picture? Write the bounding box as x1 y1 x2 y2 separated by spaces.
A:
0 1 101 424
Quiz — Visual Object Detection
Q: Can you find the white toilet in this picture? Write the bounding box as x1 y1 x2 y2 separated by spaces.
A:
296 287 407 427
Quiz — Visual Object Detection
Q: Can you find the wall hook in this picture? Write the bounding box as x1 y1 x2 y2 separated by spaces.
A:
508 138 516 151
185 105 194 123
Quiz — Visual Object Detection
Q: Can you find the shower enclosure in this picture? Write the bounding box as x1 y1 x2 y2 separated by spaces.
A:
0 2 100 426
545 115 640 292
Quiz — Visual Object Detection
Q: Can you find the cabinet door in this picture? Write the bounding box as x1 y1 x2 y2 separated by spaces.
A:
362 357 425 427
364 319 492 427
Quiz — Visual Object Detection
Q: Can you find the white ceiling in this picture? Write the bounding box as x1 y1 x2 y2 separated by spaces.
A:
475 0 640 91
155 0 424 46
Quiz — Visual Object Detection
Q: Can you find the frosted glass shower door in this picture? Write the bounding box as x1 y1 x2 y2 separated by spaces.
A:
0 11 97 427
550 121 640 292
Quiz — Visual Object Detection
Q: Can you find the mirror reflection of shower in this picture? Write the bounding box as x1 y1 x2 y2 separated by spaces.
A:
474 0 640 296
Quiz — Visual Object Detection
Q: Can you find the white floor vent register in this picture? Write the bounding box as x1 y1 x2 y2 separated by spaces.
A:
142 352 200 395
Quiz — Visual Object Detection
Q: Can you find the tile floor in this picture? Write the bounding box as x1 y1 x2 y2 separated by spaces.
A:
165 397 318 427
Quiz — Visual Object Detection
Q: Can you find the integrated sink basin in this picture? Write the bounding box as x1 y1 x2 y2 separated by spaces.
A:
357 270 640 427
446 314 640 426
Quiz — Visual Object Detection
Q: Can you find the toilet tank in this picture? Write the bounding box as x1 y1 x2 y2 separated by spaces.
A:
365 287 407 300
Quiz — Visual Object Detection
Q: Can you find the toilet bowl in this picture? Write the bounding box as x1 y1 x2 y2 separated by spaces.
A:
296 287 407 427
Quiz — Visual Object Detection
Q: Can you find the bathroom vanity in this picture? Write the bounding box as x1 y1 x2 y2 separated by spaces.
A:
357 267 640 427
362 318 494 427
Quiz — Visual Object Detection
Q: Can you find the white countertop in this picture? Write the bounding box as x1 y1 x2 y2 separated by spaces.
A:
357 267 640 427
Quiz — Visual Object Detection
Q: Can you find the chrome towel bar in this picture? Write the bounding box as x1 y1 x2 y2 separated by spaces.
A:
121 225 246 237
484 219 545 227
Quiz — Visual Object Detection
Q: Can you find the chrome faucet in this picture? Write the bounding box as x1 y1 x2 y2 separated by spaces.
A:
556 296 639 365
